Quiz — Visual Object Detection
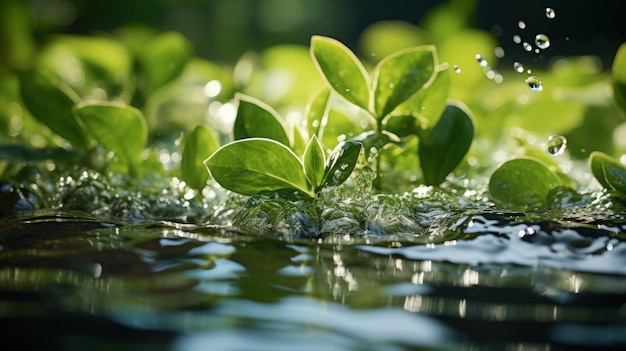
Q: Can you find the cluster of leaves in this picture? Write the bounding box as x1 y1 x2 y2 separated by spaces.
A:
1 12 626 217
202 35 474 199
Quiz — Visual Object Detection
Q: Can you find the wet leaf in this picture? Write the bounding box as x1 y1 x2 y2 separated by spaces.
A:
321 140 362 188
419 102 473 185
589 151 626 198
305 87 330 138
182 125 219 190
205 138 313 197
310 35 370 111
489 157 562 209
74 102 147 173
392 64 450 128
233 94 291 147
303 135 326 188
372 46 436 118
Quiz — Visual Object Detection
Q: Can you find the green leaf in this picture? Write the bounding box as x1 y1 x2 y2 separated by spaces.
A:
488 157 562 209
37 35 133 99
181 125 220 190
140 31 193 94
321 140 362 188
589 151 626 198
303 135 326 188
372 46 436 118
351 130 403 160
419 102 474 185
74 102 147 174
204 138 313 197
310 35 370 111
305 87 330 138
19 70 88 148
612 42 626 115
392 65 450 128
233 94 291 147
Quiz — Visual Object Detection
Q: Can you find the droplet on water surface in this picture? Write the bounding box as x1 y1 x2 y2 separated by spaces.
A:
546 135 567 156
475 54 488 67
525 76 543 92
545 7 556 19
534 34 551 49
513 62 525 73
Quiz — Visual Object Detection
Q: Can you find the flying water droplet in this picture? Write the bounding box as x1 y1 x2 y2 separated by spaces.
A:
453 65 461 73
535 34 551 49
522 42 533 51
513 62 525 73
545 7 556 19
546 135 567 156
525 76 543 92
518 20 526 29
513 35 522 44
475 54 488 67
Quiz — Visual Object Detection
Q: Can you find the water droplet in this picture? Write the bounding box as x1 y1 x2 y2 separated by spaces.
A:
345 88 350 93
527 69 532 74
475 54 488 67
388 83 395 89
525 76 543 92
518 20 526 29
494 46 505 58
453 65 461 73
204 80 222 98
545 7 556 19
518 226 536 239
535 34 551 49
339 163 348 171
522 42 532 51
546 135 567 156
513 62 525 73
513 35 522 44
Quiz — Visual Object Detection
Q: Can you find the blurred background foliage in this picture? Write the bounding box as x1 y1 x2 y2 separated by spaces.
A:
1 0 625 171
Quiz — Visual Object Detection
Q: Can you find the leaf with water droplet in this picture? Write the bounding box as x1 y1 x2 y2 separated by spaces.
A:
233 93 291 147
205 138 313 197
350 130 403 161
419 102 474 186
391 64 450 129
181 125 219 190
310 36 370 111
589 151 626 199
321 140 362 188
303 135 326 189
305 87 330 138
488 157 563 209
372 46 436 118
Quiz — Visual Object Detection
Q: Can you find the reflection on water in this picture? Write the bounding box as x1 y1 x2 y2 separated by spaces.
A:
1 212 625 350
